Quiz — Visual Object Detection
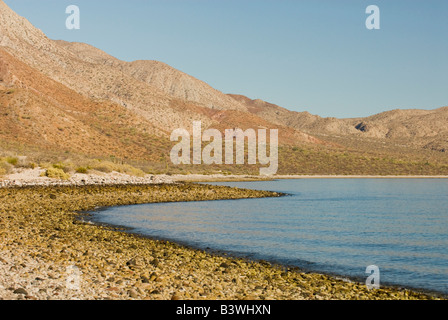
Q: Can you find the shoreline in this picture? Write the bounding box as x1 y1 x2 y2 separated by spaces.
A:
0 183 445 300
86 210 448 300
2 167 448 188
169 174 448 182
0 168 174 188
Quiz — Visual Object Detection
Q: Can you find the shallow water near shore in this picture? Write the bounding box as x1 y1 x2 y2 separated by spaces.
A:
91 179 448 295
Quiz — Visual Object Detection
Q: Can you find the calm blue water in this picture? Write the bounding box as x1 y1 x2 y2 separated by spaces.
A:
91 179 448 295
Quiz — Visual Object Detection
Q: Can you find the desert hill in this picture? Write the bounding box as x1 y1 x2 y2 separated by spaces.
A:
0 0 447 176
0 47 170 161
54 40 250 113
0 1 314 142
229 94 448 153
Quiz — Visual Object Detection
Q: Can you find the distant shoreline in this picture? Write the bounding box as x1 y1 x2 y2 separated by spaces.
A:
170 174 448 182
275 175 448 179
2 168 448 188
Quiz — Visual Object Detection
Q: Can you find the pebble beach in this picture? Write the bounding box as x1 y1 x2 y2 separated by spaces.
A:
0 180 445 300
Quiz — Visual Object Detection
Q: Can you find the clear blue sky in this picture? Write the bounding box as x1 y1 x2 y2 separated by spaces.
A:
4 0 448 118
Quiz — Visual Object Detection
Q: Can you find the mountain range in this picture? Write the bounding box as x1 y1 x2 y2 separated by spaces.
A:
0 0 446 175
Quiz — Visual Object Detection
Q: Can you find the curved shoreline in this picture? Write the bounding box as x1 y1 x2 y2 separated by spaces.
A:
86 200 448 299
0 183 445 300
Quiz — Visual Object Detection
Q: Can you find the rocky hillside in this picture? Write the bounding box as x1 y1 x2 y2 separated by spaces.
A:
55 40 249 112
350 108 448 152
0 47 170 161
0 1 316 152
229 94 448 153
0 0 446 175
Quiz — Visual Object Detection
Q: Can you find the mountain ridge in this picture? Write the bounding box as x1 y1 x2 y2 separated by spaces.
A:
228 94 448 152
0 0 447 176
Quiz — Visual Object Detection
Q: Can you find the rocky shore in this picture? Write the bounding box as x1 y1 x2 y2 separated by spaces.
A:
0 183 444 300
0 168 174 187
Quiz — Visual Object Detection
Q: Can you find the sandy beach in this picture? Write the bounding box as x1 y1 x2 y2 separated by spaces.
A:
0 178 445 300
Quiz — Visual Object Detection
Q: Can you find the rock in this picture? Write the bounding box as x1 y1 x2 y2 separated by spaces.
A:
150 259 160 267
129 289 139 299
126 258 137 267
149 273 158 281
171 293 182 300
13 288 28 295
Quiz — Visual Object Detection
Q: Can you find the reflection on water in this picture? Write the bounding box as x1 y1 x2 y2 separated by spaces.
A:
91 179 448 294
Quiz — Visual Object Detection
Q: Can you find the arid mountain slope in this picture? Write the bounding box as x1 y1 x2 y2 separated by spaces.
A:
229 94 448 153
0 0 446 176
0 0 317 147
0 44 317 164
55 40 249 112
351 108 448 152
0 1 212 133
0 47 172 161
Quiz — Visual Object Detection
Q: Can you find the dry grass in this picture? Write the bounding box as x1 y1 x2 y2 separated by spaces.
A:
86 159 146 177
1 135 448 178
41 167 71 180
0 160 13 176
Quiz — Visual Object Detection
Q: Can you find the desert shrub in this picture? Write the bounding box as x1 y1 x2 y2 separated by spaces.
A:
87 160 146 177
52 162 74 173
42 167 70 180
16 161 37 169
75 167 89 174
52 163 65 170
140 166 154 174
121 164 146 177
39 162 52 169
5 157 18 166
92 162 114 173
12 156 34 168
0 161 13 176
87 160 117 173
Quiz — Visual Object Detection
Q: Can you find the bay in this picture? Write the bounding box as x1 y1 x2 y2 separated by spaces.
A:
90 178 448 295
